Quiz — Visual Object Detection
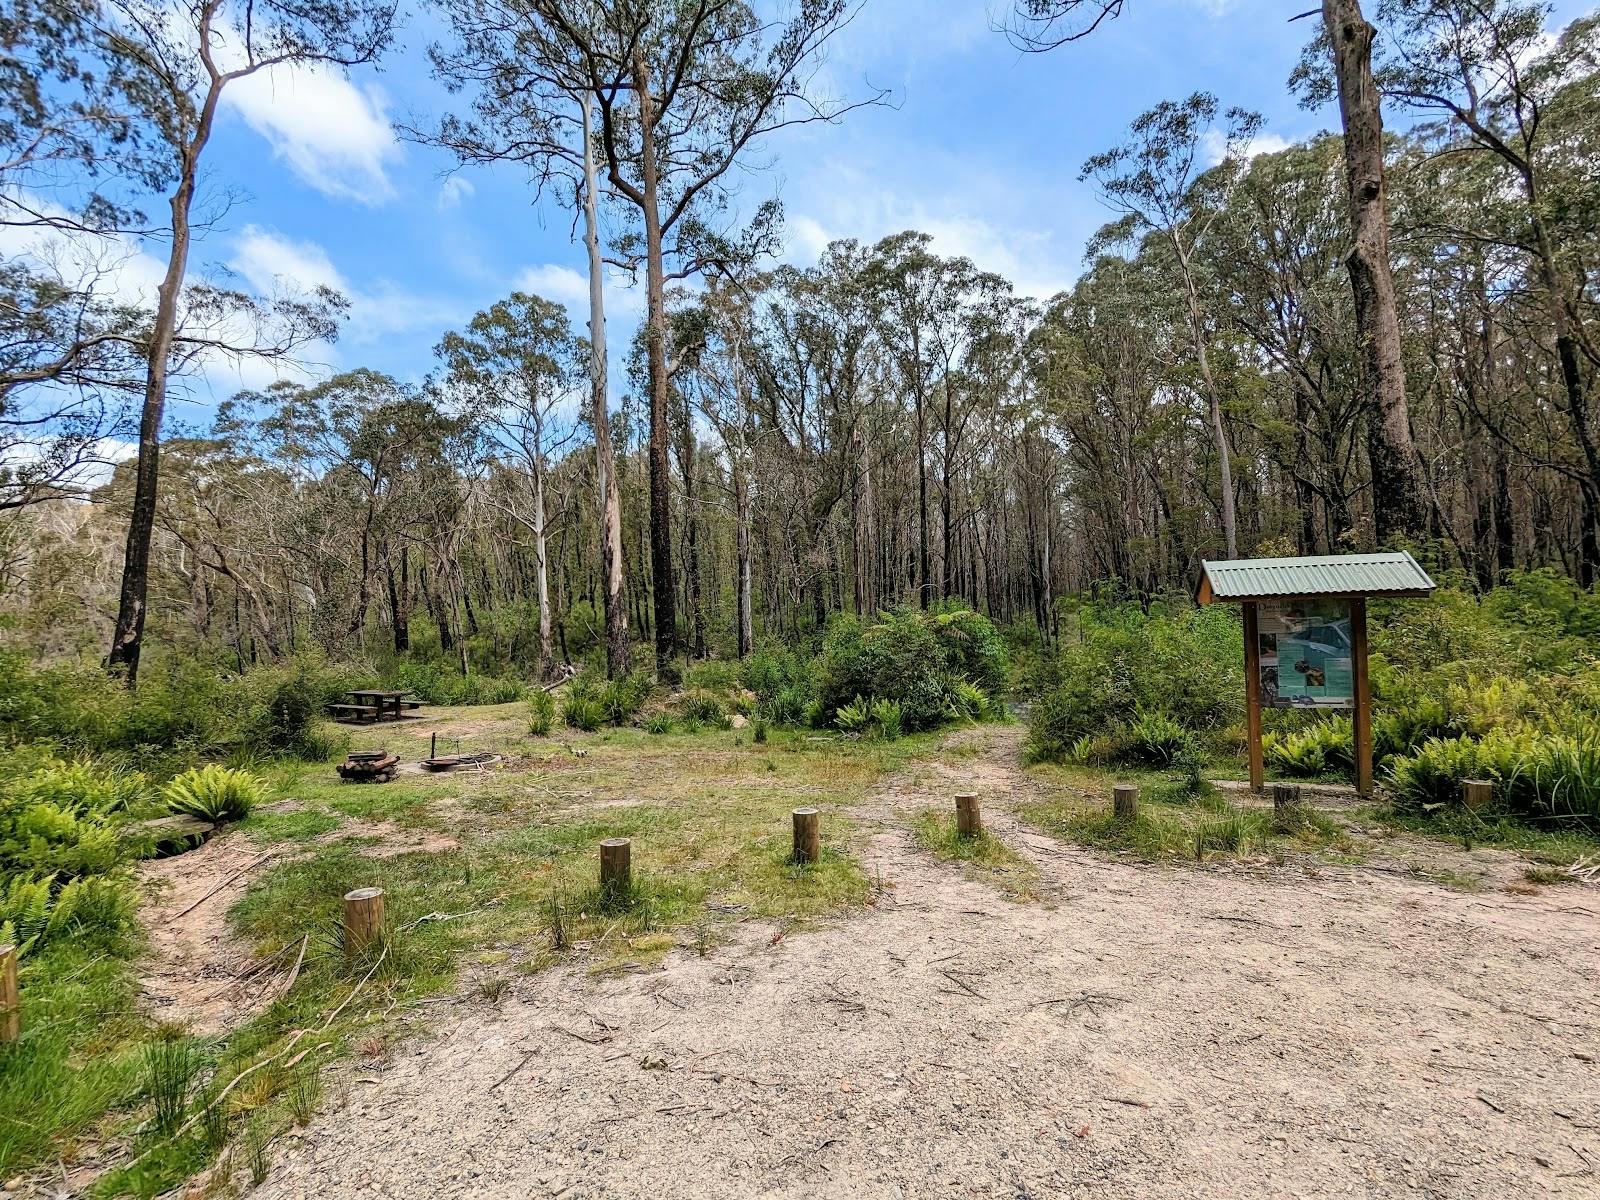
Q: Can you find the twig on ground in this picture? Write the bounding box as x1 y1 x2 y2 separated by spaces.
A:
167 852 278 922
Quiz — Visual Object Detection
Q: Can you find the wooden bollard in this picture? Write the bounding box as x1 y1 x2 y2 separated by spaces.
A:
955 792 982 839
0 943 17 1044
792 808 821 865
1461 779 1493 811
343 888 385 957
599 837 632 898
1112 784 1138 822
1272 783 1303 814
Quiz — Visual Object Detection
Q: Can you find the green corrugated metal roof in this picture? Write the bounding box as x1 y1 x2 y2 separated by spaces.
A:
1197 551 1437 602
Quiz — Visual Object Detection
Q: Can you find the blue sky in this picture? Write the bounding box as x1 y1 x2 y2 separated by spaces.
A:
167 0 1587 428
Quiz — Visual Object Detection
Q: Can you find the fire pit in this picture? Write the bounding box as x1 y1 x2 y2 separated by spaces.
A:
338 750 399 783
422 751 499 773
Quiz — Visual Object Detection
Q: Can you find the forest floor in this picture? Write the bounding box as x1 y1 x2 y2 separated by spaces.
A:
140 713 1600 1200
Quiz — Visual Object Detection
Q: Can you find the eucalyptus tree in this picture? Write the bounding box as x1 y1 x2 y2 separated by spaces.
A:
438 293 584 676
532 0 884 668
101 0 396 684
1374 3 1600 580
1081 93 1260 558
420 0 633 677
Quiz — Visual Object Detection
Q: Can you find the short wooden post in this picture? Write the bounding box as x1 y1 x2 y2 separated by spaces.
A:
599 837 632 897
955 793 982 839
1272 783 1303 814
1461 779 1493 811
342 888 385 957
0 943 18 1044
1113 785 1138 822
792 807 821 864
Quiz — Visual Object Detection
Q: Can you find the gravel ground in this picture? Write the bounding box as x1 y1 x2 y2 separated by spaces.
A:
252 728 1600 1200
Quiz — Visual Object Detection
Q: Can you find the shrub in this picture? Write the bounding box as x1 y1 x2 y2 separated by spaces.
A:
162 765 265 823
1026 603 1242 763
0 757 143 879
926 605 1008 698
1122 710 1198 767
1264 718 1353 779
742 646 809 708
680 689 730 729
644 712 673 735
815 610 980 732
1 873 138 954
869 698 904 740
765 683 810 727
1388 728 1600 820
599 672 653 725
562 694 605 733
834 695 870 733
527 690 555 736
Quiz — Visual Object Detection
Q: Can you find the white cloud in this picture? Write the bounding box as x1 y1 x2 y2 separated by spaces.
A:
232 224 346 295
1201 128 1294 166
225 65 401 203
437 176 475 212
786 195 1074 301
514 261 647 322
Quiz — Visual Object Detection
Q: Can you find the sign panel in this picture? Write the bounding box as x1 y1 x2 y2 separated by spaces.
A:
1256 598 1354 709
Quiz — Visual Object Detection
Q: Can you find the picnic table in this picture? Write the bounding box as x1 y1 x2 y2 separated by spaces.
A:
326 689 422 723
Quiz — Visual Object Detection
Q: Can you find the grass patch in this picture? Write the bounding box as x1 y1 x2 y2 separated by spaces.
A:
1020 763 1353 866
1361 802 1600 866
909 809 1038 900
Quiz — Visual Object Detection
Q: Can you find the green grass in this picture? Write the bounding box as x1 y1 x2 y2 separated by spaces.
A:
1020 763 1353 866
1360 801 1600 867
909 809 1038 900
2 708 934 1194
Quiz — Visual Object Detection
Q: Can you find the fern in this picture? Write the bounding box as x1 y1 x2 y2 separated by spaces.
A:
162 765 265 823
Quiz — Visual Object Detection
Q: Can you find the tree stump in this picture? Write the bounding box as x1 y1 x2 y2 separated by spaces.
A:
1113 785 1138 822
0 943 17 1044
955 792 982 839
792 808 821 865
600 837 632 901
343 887 385 957
1272 783 1303 814
1461 779 1493 811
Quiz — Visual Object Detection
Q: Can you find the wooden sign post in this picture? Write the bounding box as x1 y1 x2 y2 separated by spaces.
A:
1196 553 1436 801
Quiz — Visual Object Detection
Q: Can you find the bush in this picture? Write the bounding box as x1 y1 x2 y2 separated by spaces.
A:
599 672 653 725
1122 710 1198 767
162 765 265 824
814 608 1003 733
834 695 870 733
527 690 556 735
869 698 904 740
0 757 144 879
644 712 673 735
562 694 605 733
1027 603 1242 763
680 689 730 729
1264 718 1353 779
1388 728 1600 820
742 646 810 711
1 873 138 955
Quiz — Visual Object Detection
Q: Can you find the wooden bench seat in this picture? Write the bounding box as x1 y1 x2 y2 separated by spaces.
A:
326 702 379 720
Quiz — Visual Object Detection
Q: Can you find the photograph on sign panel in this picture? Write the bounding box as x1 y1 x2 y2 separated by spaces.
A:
1257 599 1353 709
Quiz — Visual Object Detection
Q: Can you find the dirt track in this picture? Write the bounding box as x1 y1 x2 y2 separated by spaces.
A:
252 727 1600 1199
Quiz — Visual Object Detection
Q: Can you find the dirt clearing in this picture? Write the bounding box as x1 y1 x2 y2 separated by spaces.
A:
253 728 1600 1199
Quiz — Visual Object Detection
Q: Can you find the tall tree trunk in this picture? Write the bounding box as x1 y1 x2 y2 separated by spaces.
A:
633 49 677 670
386 544 410 652
735 464 753 657
582 94 630 678
533 450 554 676
1322 0 1426 544
107 80 224 684
1173 240 1239 558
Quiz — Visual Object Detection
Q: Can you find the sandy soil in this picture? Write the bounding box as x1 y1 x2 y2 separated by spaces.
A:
138 835 283 1035
239 725 1600 1200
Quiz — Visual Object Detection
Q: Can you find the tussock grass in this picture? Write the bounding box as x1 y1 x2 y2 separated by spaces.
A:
910 810 1039 900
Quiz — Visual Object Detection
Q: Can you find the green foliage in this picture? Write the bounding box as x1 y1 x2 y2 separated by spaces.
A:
1026 602 1242 763
527 689 555 735
0 756 142 880
142 1036 198 1136
814 607 1007 733
742 646 810 715
1388 728 1600 820
1122 710 1199 766
162 765 266 824
834 695 870 733
869 698 904 740
1264 717 1353 778
680 689 731 729
392 659 525 706
561 694 605 733
644 712 673 735
598 672 653 725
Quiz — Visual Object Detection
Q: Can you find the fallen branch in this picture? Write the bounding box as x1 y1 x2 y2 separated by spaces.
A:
166 852 278 922
277 934 309 999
